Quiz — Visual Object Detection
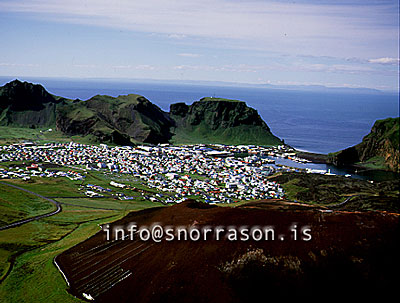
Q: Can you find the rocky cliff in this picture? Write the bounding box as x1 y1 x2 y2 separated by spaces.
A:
328 117 399 172
170 97 282 146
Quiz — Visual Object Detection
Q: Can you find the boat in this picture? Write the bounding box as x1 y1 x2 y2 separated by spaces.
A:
325 169 335 176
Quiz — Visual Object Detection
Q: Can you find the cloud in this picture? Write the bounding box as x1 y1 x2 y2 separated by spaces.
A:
111 64 156 70
167 34 187 39
0 0 398 58
0 62 40 67
172 61 394 77
172 63 279 74
73 64 99 68
178 53 202 58
134 64 156 70
292 63 376 74
368 57 399 65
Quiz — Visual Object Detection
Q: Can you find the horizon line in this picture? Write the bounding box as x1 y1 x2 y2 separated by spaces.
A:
0 75 398 94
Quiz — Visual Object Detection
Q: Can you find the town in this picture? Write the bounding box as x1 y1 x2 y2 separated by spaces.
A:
0 142 312 204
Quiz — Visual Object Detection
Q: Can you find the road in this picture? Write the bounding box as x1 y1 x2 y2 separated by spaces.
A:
329 194 359 208
0 181 62 231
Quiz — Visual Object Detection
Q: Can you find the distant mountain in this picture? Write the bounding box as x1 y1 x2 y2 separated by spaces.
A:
170 97 282 146
328 117 400 172
0 79 67 127
0 80 282 146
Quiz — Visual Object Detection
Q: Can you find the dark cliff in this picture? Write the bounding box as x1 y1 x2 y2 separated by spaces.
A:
0 79 65 127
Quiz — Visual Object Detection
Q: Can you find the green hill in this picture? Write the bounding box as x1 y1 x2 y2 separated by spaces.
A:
56 94 174 145
169 98 282 146
328 117 400 172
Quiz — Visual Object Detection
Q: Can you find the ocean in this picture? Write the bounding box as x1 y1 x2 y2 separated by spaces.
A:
1 77 399 155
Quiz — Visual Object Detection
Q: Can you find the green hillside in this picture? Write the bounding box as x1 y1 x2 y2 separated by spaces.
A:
56 94 174 145
170 98 282 146
328 117 400 172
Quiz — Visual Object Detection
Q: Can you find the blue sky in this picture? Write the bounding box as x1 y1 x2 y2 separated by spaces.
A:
0 0 398 91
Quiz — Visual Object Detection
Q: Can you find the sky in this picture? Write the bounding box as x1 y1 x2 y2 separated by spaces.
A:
0 0 399 91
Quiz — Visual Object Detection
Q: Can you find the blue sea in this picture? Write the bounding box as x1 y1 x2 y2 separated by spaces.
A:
1 77 398 155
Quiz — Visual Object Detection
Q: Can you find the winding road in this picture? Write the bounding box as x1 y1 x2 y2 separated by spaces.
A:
0 181 62 231
0 181 125 231
329 194 359 208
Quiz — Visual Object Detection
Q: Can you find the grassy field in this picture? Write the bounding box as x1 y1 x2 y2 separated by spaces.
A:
357 156 387 170
171 122 281 146
0 126 102 146
0 172 162 303
0 183 56 225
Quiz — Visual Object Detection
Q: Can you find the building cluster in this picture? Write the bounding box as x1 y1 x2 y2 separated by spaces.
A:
0 142 290 204
0 162 84 181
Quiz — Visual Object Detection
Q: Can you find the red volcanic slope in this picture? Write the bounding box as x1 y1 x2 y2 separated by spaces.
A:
56 200 400 302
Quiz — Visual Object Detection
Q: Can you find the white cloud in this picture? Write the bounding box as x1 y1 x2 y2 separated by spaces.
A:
111 64 156 70
73 64 99 68
0 0 398 58
368 57 399 65
178 53 202 58
0 62 39 67
167 34 187 39
134 64 156 70
292 63 376 74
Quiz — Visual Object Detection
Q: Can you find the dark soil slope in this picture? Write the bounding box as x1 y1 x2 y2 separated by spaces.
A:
56 200 399 302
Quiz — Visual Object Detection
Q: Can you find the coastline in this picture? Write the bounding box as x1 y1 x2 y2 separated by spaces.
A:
294 150 328 164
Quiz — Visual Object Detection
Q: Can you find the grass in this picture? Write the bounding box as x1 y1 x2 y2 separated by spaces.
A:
199 97 244 103
171 123 282 146
0 220 101 303
0 159 182 302
0 126 42 141
279 178 309 202
357 156 388 170
5 178 80 196
0 183 56 226
0 249 12 281
0 172 163 303
0 126 96 146
368 117 399 147
66 106 95 120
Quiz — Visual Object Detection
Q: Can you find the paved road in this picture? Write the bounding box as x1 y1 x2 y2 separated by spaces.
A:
329 195 359 208
0 181 62 231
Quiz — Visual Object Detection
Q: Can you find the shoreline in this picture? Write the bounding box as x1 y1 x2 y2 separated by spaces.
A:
295 150 399 181
294 150 328 164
